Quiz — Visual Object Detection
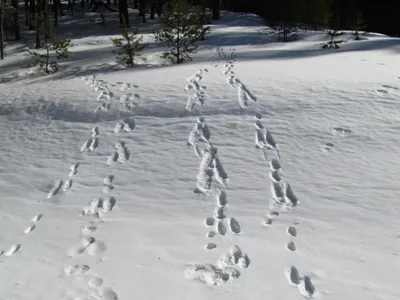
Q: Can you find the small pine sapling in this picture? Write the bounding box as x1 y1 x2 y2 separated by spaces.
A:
29 39 71 73
111 26 147 68
352 11 367 41
323 30 345 49
155 0 210 64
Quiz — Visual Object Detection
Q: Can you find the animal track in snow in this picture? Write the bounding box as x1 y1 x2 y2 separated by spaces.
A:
102 175 114 194
263 211 279 227
269 170 281 183
271 181 285 203
270 158 282 171
106 152 119 165
322 142 334 152
89 137 99 151
217 190 228 207
86 240 107 256
193 146 215 194
287 226 297 237
187 117 211 157
82 197 116 217
205 243 217 250
214 207 226 220
114 117 136 134
5 244 21 256
284 182 299 207
207 231 216 238
32 213 43 222
47 179 63 199
298 276 316 298
332 127 352 136
254 117 280 160
69 162 80 177
185 69 208 111
285 266 301 286
92 126 100 137
64 264 90 275
115 142 129 163
88 277 104 288
205 217 215 227
229 218 241 234
63 179 73 192
286 241 296 251
24 224 36 234
376 85 399 95
82 223 97 235
217 220 227 236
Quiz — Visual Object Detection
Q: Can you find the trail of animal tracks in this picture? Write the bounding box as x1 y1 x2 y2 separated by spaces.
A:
1 11 400 300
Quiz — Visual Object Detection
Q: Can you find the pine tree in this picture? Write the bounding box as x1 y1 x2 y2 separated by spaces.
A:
154 0 210 64
111 26 147 68
29 39 71 73
352 10 367 40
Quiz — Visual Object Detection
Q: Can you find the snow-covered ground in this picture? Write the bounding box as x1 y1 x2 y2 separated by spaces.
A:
1 10 400 300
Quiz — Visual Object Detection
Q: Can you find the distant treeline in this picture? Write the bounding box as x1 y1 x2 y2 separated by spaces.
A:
221 0 400 37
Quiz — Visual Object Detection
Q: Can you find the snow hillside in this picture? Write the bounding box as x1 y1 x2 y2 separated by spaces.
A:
1 10 400 300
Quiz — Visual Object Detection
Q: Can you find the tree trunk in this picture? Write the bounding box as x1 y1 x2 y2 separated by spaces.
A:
119 0 129 27
35 0 41 48
53 0 58 25
25 0 29 25
0 4 4 59
212 0 220 20
156 2 161 17
44 0 49 39
29 0 35 30
139 0 145 22
150 3 155 19
12 0 20 40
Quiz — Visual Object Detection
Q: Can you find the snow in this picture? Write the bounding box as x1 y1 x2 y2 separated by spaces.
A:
1 9 400 300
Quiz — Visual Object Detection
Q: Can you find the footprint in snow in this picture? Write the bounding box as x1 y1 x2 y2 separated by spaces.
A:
286 241 296 251
298 276 316 298
285 265 301 286
216 190 228 207
92 126 99 137
205 217 215 227
263 211 279 227
376 89 389 95
106 152 119 165
80 138 92 152
270 158 281 171
82 223 97 235
24 224 36 234
207 231 216 238
47 179 63 199
69 162 80 177
89 137 99 151
229 217 241 234
5 244 21 256
287 226 297 237
205 243 217 250
32 213 43 222
88 277 104 288
64 264 90 275
332 127 352 136
217 220 227 236
89 288 118 300
214 207 226 220
63 179 73 192
322 142 334 153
